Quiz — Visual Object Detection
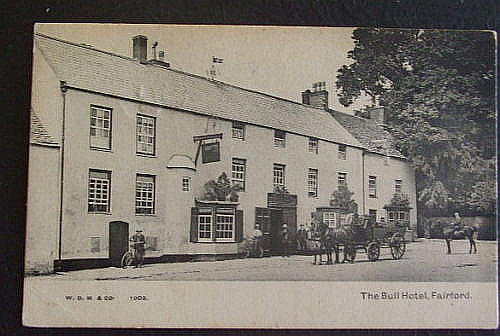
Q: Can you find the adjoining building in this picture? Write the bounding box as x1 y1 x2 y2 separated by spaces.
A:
26 33 417 273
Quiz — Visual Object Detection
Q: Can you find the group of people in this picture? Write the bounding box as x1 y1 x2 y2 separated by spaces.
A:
252 223 292 257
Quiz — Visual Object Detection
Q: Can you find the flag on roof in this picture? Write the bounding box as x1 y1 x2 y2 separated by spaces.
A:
212 56 224 63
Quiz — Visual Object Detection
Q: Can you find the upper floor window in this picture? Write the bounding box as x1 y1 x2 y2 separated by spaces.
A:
308 137 318 154
182 176 191 192
136 174 155 215
338 144 347 160
273 164 285 188
90 106 112 150
136 115 156 155
232 121 245 140
232 158 246 191
274 129 286 148
368 176 377 198
308 168 318 197
337 172 347 190
395 179 402 193
88 169 111 213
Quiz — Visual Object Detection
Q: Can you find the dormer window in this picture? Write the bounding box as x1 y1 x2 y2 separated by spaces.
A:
232 121 245 140
274 130 286 148
338 144 347 160
308 137 318 154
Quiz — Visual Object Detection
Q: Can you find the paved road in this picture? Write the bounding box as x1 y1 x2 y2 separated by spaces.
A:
41 239 497 282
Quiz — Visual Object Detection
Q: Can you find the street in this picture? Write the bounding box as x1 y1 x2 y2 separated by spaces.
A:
39 239 497 282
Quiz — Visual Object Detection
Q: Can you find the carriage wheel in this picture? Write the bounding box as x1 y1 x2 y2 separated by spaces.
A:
367 242 380 262
390 233 406 260
344 245 356 263
121 251 134 268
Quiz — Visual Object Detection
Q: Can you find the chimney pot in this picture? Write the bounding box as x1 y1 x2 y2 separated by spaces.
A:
302 83 328 109
132 35 148 63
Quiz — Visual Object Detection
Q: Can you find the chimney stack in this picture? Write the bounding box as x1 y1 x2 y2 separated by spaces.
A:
301 82 328 109
367 107 387 124
133 35 148 63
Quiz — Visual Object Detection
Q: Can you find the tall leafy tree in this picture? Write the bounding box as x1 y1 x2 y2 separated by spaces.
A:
337 29 495 216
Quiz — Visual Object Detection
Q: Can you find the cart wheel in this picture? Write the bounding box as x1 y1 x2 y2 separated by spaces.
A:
390 233 406 260
367 242 380 261
344 244 356 263
121 251 134 268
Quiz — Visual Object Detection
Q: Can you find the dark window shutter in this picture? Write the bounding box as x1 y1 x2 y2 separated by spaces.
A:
235 209 244 242
190 207 199 242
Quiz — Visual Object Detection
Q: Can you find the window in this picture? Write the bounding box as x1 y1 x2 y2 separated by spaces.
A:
369 209 377 222
198 209 213 242
192 207 242 243
274 129 286 148
145 236 158 251
90 106 112 150
182 177 191 192
323 212 336 228
216 213 235 240
232 158 246 191
136 174 155 214
88 170 111 213
395 179 402 193
338 213 346 227
368 176 377 198
90 237 101 253
308 137 318 154
308 168 318 197
338 144 347 160
136 115 156 155
273 164 285 187
337 172 347 190
232 121 245 140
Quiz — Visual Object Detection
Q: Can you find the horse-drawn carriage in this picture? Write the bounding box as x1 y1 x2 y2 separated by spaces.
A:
346 217 406 262
310 212 407 264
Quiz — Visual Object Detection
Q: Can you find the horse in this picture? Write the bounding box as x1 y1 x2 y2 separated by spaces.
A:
442 223 478 254
310 223 333 265
328 214 357 264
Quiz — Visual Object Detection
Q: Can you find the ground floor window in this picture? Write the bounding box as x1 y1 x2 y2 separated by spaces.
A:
216 214 234 240
323 212 336 228
198 208 213 242
191 205 243 243
88 169 111 213
136 174 155 214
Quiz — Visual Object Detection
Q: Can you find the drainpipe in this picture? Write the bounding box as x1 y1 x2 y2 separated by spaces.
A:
362 151 366 215
57 81 68 266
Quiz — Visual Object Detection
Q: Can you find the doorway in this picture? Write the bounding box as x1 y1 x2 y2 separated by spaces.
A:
109 221 129 267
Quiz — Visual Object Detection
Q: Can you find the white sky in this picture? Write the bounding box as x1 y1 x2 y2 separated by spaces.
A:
36 24 370 114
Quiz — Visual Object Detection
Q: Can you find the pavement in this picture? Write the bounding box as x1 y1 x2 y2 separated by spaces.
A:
33 239 497 282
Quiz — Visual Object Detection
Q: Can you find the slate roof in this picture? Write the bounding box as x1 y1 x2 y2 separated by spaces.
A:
30 110 59 147
328 110 405 159
34 33 362 148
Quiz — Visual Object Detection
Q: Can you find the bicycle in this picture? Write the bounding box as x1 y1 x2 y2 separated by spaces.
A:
121 242 141 268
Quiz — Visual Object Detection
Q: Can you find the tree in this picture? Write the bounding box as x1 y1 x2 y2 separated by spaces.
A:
336 29 496 216
330 185 359 214
201 172 241 202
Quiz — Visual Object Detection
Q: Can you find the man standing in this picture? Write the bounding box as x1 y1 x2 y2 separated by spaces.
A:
297 224 307 252
280 224 290 257
131 229 146 268
252 224 264 256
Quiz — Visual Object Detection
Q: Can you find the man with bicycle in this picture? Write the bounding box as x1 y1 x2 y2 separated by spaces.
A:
130 229 146 268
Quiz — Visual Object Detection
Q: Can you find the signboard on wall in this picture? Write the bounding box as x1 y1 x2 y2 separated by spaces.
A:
201 141 220 163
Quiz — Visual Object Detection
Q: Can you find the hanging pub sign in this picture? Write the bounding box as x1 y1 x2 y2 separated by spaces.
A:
201 141 220 163
193 133 223 165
